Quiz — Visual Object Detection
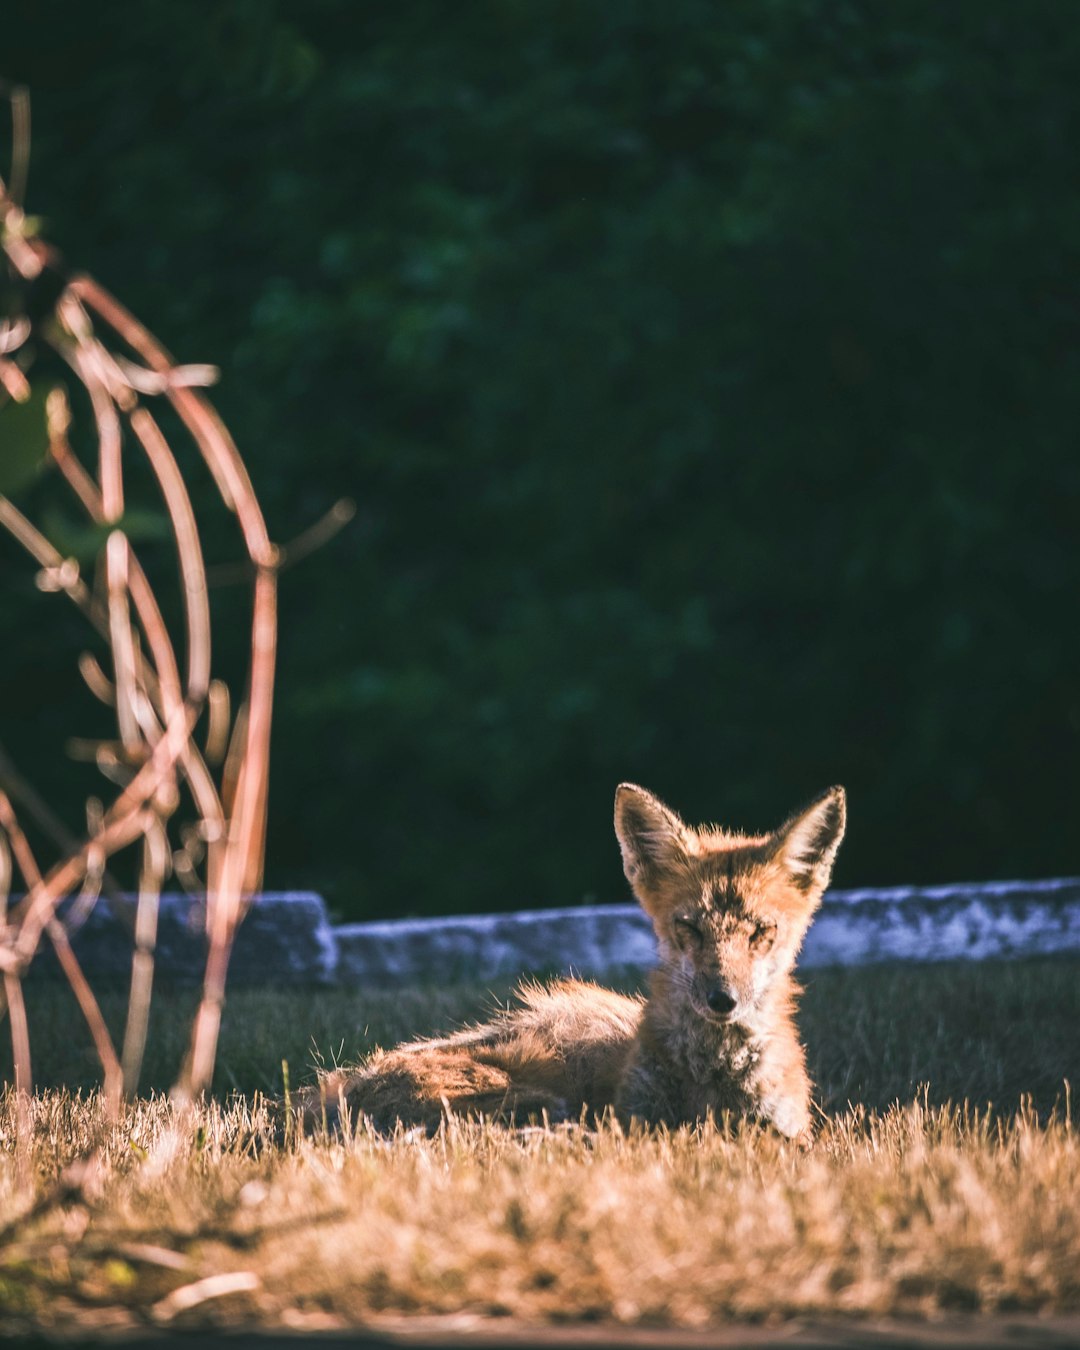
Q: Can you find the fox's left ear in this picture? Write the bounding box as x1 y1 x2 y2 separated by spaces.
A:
614 783 689 888
771 786 846 894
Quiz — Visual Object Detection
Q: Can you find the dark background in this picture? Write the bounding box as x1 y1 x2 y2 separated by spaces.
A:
3 2 1079 920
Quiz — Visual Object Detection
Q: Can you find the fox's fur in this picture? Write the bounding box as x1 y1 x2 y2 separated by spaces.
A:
304 783 846 1144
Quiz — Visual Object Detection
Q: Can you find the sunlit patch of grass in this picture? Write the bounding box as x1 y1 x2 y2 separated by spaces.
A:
3 1091 1080 1335
1 959 1078 1335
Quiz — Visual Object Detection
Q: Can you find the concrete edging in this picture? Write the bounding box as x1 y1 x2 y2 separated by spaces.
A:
24 876 1080 987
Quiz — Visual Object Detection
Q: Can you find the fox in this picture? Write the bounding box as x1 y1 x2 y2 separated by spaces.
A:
301 783 845 1145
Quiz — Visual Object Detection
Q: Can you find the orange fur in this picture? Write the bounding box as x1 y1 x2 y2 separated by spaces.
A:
303 784 846 1145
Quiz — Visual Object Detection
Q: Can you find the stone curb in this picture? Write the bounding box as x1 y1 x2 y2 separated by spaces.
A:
22 877 1080 987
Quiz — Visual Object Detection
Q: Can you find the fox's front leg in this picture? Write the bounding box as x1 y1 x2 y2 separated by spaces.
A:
757 1086 815 1149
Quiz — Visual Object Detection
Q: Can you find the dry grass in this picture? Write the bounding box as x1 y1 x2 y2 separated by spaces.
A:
1 959 1079 1337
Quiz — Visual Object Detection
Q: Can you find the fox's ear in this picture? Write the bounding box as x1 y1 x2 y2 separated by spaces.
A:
771 786 846 894
614 783 689 887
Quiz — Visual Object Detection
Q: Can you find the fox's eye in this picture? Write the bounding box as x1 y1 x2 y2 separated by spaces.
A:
674 917 703 946
750 921 776 951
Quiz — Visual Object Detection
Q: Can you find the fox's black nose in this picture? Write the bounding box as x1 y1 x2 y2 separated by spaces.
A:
706 988 736 1016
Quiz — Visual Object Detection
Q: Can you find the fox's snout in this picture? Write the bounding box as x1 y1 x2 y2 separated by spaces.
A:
692 965 746 1022
704 985 736 1017
681 944 759 1023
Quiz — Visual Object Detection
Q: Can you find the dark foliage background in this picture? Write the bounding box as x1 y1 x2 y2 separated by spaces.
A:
4 2 1080 919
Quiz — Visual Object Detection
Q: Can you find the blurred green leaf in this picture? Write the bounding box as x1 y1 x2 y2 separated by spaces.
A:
38 507 171 563
38 507 110 564
120 509 173 547
0 383 50 496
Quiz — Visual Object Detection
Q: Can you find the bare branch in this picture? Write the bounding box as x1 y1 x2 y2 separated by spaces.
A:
0 96 278 1124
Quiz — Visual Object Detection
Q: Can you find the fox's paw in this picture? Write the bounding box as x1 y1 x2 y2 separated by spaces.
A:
761 1092 813 1147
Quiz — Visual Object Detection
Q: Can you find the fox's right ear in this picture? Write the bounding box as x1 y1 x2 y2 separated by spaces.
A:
771 785 847 895
614 783 689 889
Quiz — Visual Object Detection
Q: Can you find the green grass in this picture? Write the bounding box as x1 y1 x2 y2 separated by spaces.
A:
10 958 1080 1115
1 959 1079 1338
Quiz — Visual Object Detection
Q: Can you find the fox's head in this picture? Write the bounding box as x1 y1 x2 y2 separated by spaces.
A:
614 783 846 1025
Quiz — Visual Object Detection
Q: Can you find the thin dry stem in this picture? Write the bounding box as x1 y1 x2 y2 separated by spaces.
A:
3 970 32 1176
121 820 168 1097
0 791 122 1116
106 530 143 754
129 406 212 704
45 923 123 1115
45 385 101 518
3 81 31 208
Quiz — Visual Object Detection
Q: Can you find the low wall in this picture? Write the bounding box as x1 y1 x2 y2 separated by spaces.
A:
25 877 1080 986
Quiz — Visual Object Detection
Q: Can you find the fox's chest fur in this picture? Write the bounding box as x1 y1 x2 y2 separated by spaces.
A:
628 997 764 1122
615 966 811 1137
